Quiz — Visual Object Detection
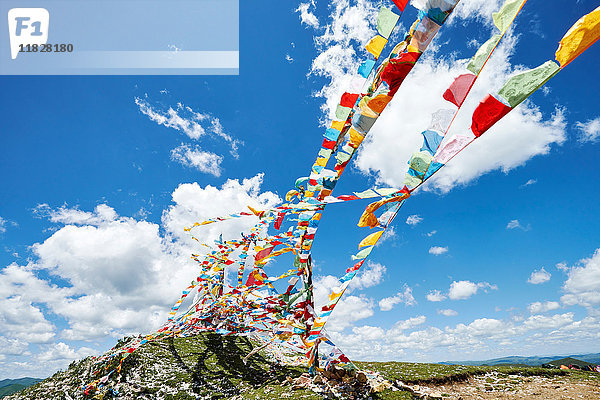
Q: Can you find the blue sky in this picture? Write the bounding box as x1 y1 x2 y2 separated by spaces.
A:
1 0 600 379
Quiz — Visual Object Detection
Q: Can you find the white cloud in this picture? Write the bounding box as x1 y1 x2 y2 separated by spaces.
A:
528 267 551 284
520 179 537 188
306 0 381 123
36 342 96 363
34 203 118 226
448 0 503 24
0 296 55 344
528 301 560 314
379 285 416 311
390 315 427 332
429 246 448 255
351 325 385 341
556 262 569 272
406 214 423 226
426 230 437 237
561 248 600 307
506 219 530 231
161 174 280 250
313 262 389 331
354 33 567 193
349 261 386 290
285 54 294 63
438 309 458 316
1 173 280 355
135 97 240 157
296 1 319 28
575 117 600 143
0 216 6 233
170 144 223 176
448 280 497 300
426 290 447 302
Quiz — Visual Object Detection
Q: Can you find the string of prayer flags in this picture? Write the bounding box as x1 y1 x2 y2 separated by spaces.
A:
84 3 600 393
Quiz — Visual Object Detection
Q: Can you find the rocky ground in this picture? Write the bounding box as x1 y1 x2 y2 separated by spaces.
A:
396 371 600 399
4 334 599 399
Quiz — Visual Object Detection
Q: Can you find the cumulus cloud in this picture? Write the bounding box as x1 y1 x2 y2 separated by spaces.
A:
0 216 6 233
170 144 223 176
528 301 560 314
296 1 319 28
426 290 447 302
575 117 600 143
36 342 96 363
429 246 448 255
379 285 416 311
438 309 458 317
34 204 118 226
426 230 437 237
448 280 497 300
406 214 423 225
313 262 389 331
349 261 387 290
0 174 280 376
528 268 551 285
354 32 567 193
561 248 600 307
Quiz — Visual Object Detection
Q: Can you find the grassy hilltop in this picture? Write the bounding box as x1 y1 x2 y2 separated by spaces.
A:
4 333 599 400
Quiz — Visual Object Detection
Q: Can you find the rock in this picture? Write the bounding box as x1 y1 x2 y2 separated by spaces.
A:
312 375 323 385
428 391 443 399
357 372 367 383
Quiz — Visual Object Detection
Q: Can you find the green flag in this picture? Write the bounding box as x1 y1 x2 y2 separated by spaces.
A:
498 60 560 107
377 7 400 39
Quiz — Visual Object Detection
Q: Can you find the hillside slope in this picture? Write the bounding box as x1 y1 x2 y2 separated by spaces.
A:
5 333 599 400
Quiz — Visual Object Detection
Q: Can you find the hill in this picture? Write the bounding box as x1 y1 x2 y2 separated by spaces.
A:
546 357 596 368
4 333 599 399
0 378 42 398
441 353 600 367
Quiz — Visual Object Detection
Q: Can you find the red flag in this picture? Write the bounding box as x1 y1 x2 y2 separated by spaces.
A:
471 94 512 137
255 246 275 262
322 138 336 149
443 73 476 107
274 211 285 230
381 52 420 96
340 92 360 108
392 0 409 11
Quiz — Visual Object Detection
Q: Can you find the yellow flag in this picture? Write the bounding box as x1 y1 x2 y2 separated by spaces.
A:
366 35 387 58
315 157 328 167
331 120 345 131
359 230 384 247
349 127 365 147
555 6 600 68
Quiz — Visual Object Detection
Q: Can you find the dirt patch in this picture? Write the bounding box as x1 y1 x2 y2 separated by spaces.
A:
410 372 600 399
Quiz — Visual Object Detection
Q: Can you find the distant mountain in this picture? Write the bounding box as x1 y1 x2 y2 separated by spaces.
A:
0 378 42 398
440 353 600 367
546 357 595 368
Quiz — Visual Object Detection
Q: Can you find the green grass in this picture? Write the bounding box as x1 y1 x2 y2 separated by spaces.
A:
7 334 598 400
355 361 569 385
